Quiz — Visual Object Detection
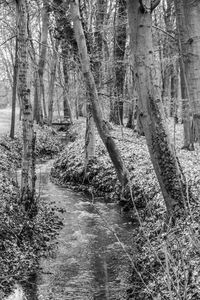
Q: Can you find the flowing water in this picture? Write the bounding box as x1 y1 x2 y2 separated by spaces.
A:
7 160 135 300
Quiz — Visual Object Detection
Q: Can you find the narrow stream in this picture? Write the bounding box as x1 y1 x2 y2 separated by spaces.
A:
8 160 135 300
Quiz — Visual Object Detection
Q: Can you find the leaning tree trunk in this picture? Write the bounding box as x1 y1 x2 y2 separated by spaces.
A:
128 0 187 218
70 0 129 187
17 0 36 206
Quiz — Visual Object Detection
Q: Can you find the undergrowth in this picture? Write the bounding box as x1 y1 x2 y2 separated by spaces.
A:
51 118 200 299
0 125 64 298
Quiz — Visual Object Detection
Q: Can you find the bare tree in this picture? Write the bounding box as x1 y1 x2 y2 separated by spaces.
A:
128 0 187 218
34 0 49 123
48 33 59 125
70 0 129 187
16 0 36 207
175 0 200 150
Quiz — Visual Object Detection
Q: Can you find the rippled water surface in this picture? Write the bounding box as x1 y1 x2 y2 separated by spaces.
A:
12 161 135 300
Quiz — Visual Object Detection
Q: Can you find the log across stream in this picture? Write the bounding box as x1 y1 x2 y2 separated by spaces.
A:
6 160 135 300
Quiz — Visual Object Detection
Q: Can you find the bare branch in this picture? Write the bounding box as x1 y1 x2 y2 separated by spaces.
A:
0 35 16 47
152 25 176 40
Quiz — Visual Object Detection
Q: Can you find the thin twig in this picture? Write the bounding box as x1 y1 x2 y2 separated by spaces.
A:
0 35 16 47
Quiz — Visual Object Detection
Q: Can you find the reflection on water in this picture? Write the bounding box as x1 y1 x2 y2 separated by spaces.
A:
8 161 135 300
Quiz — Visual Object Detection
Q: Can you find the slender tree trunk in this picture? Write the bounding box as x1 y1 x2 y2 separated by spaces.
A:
161 0 175 118
74 72 79 119
33 71 43 123
110 0 126 125
171 67 179 122
27 11 43 125
48 38 59 125
70 0 129 186
62 41 73 123
126 99 134 129
85 103 96 166
17 0 36 207
62 65 73 123
175 0 200 148
128 0 187 218
93 0 106 88
10 37 18 139
37 0 49 122
181 71 194 150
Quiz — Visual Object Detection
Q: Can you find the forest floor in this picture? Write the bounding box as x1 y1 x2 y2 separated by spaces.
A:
0 122 65 298
52 117 200 299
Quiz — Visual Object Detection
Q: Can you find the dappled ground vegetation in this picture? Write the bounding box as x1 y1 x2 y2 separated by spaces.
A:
52 119 200 299
0 126 64 298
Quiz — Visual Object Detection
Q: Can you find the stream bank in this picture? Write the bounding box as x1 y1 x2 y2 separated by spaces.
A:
7 160 136 300
2 118 200 299
51 118 200 299
0 125 65 298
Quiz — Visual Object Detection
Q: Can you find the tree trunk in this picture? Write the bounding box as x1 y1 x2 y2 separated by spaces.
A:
85 103 96 167
70 0 129 187
10 37 18 139
17 0 36 207
27 10 43 125
128 0 187 218
37 0 49 122
62 50 73 123
175 0 200 147
110 0 126 125
48 38 59 125
126 99 134 129
33 71 43 123
162 65 172 118
161 0 176 118
181 76 194 151
93 0 106 88
171 66 179 122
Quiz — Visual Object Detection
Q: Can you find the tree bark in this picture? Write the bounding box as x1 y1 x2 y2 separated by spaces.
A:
48 37 59 125
37 0 49 122
10 37 18 139
27 9 43 125
85 103 96 166
128 0 187 218
70 0 129 187
17 0 36 206
175 0 200 148
110 0 126 125
62 46 73 123
33 71 43 123
161 0 176 118
93 0 106 88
